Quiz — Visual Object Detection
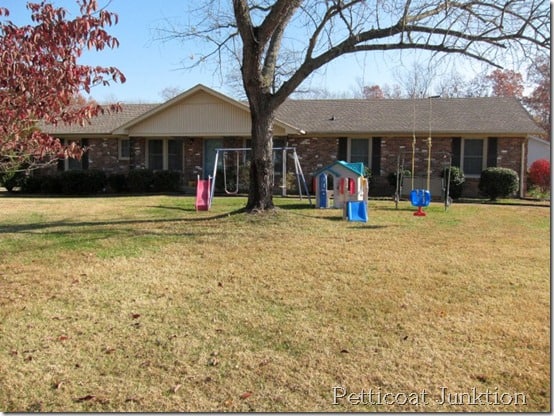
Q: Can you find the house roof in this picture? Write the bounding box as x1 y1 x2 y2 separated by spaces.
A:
41 85 543 137
276 96 543 136
112 84 301 136
41 103 157 136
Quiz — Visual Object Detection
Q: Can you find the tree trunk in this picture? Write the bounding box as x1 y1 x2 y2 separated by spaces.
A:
246 104 276 212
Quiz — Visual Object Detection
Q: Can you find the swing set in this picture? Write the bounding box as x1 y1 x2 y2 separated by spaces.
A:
392 96 453 215
196 147 312 210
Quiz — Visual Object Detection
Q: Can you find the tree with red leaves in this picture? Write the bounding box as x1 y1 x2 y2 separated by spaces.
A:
525 56 550 141
486 69 525 98
528 159 550 193
0 0 125 174
363 85 385 100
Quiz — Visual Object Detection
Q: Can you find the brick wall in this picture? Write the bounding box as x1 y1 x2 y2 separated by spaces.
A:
87 138 129 173
288 136 338 175
60 135 526 198
129 137 146 170
381 136 453 178
184 138 203 184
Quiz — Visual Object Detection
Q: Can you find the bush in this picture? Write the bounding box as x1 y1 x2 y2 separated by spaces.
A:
387 170 411 189
528 159 550 192
107 173 128 193
440 166 465 199
20 175 43 193
60 170 107 195
0 170 27 192
152 170 182 192
39 174 63 194
478 167 519 200
127 169 155 193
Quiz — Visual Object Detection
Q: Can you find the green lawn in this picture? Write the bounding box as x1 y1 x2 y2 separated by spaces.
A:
0 195 549 412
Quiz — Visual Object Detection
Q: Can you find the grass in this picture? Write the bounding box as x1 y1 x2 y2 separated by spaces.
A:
0 195 550 412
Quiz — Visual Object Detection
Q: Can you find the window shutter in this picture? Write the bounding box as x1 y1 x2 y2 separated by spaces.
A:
81 139 89 170
487 138 498 167
451 137 461 167
337 138 347 161
371 137 381 176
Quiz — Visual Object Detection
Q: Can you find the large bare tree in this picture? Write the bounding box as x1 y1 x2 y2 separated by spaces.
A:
162 0 549 212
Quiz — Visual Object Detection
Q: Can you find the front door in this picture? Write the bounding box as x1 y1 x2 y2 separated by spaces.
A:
203 138 223 179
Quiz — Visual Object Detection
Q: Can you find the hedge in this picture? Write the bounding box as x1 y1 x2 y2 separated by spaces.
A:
478 167 519 200
13 170 183 195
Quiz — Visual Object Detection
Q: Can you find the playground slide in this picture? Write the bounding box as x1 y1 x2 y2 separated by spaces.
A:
347 201 368 223
195 177 211 211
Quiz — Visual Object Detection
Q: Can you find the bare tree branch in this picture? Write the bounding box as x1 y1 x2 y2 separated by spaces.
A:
157 0 550 211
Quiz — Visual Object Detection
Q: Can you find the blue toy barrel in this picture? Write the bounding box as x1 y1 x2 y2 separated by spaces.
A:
410 189 431 207
318 173 328 208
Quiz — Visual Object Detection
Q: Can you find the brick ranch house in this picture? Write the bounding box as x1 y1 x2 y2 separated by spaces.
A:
43 84 543 198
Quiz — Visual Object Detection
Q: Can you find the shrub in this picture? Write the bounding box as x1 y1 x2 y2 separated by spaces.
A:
60 170 107 195
387 170 411 189
478 167 519 200
0 170 27 192
107 173 128 193
39 174 63 194
127 169 155 193
152 170 182 193
440 166 465 199
20 175 43 193
528 159 550 192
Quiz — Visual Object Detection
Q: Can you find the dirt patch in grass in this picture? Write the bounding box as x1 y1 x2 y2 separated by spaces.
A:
0 196 549 411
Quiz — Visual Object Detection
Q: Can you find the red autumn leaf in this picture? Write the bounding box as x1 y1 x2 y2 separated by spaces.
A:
240 391 253 400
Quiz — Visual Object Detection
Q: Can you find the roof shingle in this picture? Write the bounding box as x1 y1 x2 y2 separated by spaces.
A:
40 91 542 137
40 103 157 135
276 96 542 136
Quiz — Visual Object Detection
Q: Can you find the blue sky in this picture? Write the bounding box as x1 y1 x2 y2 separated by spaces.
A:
2 0 482 103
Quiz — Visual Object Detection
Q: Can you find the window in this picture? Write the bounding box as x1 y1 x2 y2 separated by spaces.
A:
58 139 88 171
462 139 485 176
119 139 130 160
349 139 370 166
148 140 164 170
167 139 183 171
147 138 183 171
273 138 286 178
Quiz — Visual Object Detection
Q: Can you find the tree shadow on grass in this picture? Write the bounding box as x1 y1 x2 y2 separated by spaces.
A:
0 207 247 236
276 202 315 210
347 224 390 230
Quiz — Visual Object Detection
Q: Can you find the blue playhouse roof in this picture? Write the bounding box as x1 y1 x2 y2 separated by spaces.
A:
313 161 365 177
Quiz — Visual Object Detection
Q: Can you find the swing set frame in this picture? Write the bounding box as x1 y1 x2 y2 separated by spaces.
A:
393 147 454 211
393 96 455 211
209 147 312 206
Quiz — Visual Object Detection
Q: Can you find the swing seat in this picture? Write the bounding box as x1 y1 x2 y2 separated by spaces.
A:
410 189 431 207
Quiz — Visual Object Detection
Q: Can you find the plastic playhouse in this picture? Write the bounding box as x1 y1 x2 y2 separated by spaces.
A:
313 161 369 222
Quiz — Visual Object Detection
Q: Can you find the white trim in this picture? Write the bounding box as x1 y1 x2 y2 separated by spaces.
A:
118 138 130 160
